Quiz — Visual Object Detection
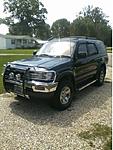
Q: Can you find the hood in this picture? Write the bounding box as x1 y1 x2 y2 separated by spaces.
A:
10 56 71 70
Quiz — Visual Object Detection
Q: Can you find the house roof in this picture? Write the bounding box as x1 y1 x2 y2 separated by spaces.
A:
0 34 48 44
0 34 33 40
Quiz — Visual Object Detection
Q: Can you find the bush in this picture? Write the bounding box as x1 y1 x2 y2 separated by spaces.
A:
106 47 112 53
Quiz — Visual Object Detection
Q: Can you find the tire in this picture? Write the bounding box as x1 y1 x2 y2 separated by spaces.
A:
15 95 24 101
95 66 106 86
51 80 74 111
16 94 30 100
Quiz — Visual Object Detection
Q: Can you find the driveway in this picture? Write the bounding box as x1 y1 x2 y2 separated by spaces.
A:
0 67 112 150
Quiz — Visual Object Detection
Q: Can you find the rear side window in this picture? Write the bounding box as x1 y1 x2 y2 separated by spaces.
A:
95 41 106 54
78 43 87 57
87 43 98 56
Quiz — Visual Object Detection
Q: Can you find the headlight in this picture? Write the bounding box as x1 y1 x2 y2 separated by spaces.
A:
29 67 56 82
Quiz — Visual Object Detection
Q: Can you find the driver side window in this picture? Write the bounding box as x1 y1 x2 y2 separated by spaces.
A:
78 43 88 59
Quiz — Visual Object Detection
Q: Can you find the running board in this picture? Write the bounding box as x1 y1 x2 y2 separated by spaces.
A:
78 80 97 91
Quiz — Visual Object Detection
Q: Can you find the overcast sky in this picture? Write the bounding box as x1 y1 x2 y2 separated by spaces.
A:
0 0 112 34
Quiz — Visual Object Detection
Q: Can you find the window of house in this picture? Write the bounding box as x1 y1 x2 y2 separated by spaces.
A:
17 39 22 44
23 39 27 44
87 43 98 56
28 40 32 44
11 39 15 44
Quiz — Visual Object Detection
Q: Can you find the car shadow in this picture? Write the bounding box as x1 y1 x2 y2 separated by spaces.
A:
9 81 112 128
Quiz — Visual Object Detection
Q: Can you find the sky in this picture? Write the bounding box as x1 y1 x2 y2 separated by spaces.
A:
0 0 112 35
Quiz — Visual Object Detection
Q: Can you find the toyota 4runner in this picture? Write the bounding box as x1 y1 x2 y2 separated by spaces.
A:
3 36 108 110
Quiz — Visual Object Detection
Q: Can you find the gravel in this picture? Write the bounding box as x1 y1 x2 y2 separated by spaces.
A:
0 66 112 150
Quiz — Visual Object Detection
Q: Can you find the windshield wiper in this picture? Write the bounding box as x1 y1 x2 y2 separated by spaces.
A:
36 54 71 58
55 55 71 58
36 54 54 57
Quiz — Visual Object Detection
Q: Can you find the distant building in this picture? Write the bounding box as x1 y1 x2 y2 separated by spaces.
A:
0 34 36 49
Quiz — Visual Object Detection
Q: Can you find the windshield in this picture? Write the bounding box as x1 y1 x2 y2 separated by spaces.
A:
36 41 75 57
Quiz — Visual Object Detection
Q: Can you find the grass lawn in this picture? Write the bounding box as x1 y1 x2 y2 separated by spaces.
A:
79 123 112 150
0 49 36 54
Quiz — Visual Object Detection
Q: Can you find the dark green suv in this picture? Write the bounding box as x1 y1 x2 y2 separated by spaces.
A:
3 36 108 110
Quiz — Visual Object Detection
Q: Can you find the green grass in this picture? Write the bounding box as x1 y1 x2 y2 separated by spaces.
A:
0 49 36 54
0 55 31 94
78 123 112 150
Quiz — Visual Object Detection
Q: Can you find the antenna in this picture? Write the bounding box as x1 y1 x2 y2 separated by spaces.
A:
69 35 71 57
58 23 61 42
69 27 72 57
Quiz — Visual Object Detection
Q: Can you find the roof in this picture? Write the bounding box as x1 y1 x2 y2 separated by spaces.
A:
50 36 101 43
0 34 48 44
0 34 33 40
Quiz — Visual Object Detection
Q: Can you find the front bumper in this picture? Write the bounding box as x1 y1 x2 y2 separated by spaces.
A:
25 80 58 93
4 79 58 95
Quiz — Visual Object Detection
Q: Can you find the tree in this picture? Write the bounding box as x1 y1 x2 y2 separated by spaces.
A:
70 17 96 37
79 5 108 24
0 18 4 24
51 19 70 38
8 21 51 40
0 18 10 25
34 23 51 40
9 21 32 35
3 0 48 37
71 6 112 46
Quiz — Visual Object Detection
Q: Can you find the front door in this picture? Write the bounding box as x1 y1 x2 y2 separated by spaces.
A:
86 42 98 76
74 42 92 84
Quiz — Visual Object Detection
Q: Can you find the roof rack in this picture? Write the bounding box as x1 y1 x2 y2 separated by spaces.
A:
69 36 96 40
47 36 96 42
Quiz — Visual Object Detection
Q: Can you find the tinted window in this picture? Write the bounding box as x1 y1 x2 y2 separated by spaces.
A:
87 43 98 55
78 43 87 58
95 41 106 54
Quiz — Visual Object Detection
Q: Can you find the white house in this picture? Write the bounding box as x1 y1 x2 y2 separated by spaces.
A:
0 34 36 49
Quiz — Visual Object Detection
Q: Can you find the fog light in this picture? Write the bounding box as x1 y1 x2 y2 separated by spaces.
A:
9 72 14 79
15 74 21 81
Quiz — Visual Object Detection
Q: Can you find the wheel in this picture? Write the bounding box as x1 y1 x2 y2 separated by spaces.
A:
15 95 24 101
15 94 30 100
95 66 106 86
51 80 74 111
16 95 23 98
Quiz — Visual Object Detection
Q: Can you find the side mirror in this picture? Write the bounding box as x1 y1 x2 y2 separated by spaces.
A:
33 50 37 56
78 52 87 59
